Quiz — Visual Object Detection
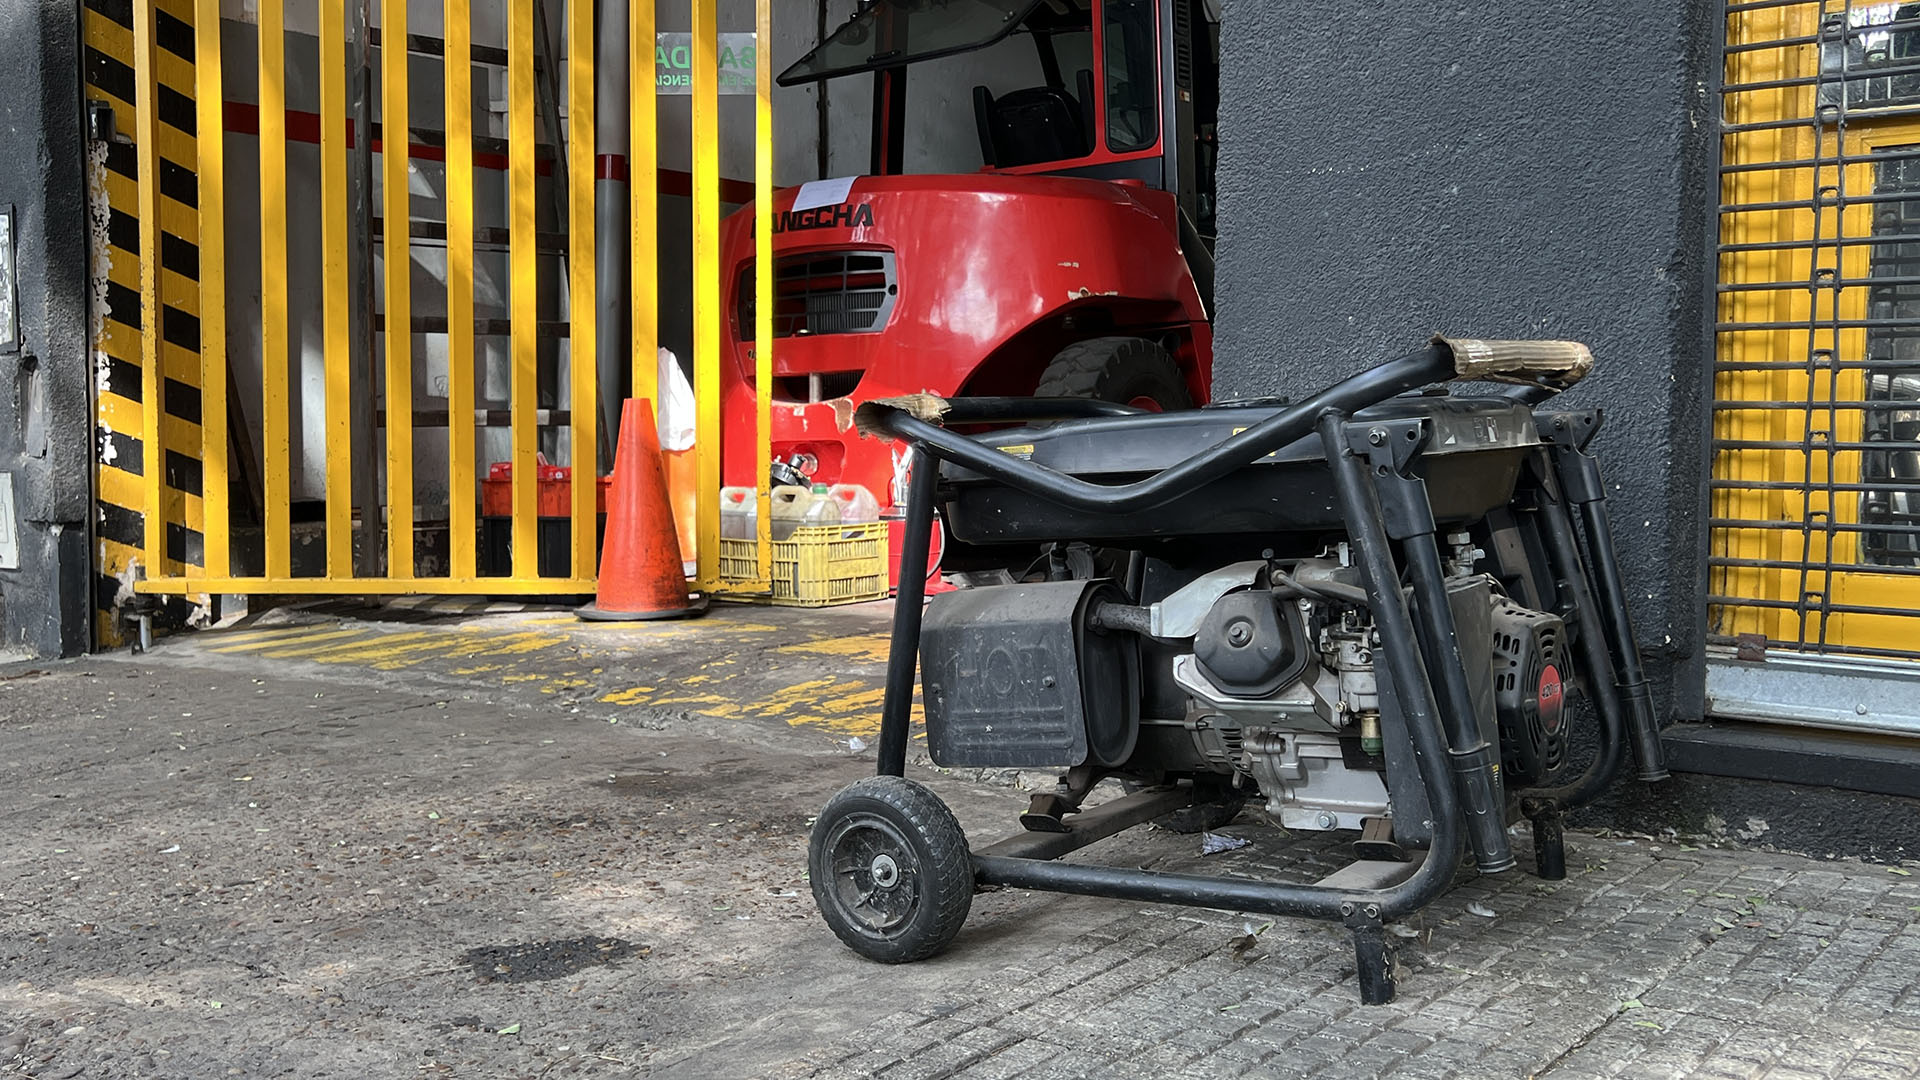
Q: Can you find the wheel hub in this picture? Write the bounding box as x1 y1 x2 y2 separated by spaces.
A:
823 816 921 935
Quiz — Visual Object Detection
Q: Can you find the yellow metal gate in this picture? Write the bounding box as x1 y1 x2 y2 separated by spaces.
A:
1713 0 1920 730
87 0 775 630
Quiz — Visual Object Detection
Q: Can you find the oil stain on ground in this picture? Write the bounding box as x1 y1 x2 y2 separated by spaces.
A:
459 937 648 983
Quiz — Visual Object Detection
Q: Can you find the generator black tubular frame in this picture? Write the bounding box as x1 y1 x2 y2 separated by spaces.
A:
869 414 1476 1004
861 343 1629 1004
1360 419 1518 875
863 343 1460 515
1539 416 1672 783
1506 450 1633 876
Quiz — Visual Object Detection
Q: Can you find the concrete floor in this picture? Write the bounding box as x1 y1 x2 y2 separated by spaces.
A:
4 602 1920 1079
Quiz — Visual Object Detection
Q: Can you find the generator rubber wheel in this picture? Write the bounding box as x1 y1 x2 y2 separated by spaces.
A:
809 776 974 964
1035 336 1194 413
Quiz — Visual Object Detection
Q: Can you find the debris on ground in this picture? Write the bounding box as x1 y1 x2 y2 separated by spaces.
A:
1200 832 1251 855
1227 920 1273 962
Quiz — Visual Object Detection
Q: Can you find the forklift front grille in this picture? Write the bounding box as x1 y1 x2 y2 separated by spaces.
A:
738 251 899 339
1712 0 1920 663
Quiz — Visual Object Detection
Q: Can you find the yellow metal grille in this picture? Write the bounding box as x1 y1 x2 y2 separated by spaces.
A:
1714 0 1920 661
99 1 779 606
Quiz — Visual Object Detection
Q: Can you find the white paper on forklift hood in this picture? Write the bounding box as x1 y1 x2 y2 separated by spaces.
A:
791 176 858 213
657 347 696 452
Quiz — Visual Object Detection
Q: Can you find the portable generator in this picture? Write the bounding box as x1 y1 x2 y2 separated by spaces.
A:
808 338 1669 1004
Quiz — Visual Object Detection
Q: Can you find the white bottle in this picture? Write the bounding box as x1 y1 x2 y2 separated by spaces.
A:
720 486 758 540
801 483 844 533
826 483 880 525
769 485 817 540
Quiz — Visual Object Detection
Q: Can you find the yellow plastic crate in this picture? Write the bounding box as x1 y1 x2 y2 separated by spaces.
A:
718 521 891 607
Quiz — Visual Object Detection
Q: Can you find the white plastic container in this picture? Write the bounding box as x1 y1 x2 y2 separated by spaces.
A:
720 486 758 539
802 484 843 530
770 485 832 540
825 483 880 525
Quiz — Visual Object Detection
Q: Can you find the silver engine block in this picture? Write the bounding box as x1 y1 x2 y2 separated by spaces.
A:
1170 602 1394 832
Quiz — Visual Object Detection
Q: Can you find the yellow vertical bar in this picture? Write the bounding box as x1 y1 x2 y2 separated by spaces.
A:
195 0 229 580
630 0 658 406
692 0 720 589
383 0 414 579
320 3 352 579
509 0 538 578
260 0 291 580
133 0 164 576
445 0 477 579
569 0 598 581
753 0 772 588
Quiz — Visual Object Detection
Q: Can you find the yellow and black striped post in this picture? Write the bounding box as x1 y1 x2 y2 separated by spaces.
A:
85 0 209 643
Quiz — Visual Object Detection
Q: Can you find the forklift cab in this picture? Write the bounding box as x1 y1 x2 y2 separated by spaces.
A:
780 0 1221 249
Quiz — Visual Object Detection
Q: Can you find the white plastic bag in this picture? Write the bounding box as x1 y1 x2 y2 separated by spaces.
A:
656 347 696 452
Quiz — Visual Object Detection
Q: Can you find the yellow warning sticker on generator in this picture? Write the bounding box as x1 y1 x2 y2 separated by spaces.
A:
1231 428 1281 461
998 444 1035 459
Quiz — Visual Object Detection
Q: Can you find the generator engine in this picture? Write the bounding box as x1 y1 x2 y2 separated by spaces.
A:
919 547 1573 838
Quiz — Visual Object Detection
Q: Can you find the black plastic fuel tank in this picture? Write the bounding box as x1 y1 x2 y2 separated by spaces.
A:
938 392 1542 547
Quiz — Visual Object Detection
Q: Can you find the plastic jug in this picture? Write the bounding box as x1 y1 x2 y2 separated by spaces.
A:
769 485 824 540
804 484 843 528
826 483 880 525
720 486 758 539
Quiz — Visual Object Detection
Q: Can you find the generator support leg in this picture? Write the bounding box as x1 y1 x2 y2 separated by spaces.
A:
1541 423 1670 784
1576 496 1669 781
1351 420 1515 875
1510 451 1633 824
1345 904 1396 1006
1530 812 1566 881
877 448 937 778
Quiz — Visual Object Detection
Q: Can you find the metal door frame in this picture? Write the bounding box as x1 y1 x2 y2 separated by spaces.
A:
1709 0 1920 733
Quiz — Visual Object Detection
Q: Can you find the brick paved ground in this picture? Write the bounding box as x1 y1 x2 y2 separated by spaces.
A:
785 821 1920 1080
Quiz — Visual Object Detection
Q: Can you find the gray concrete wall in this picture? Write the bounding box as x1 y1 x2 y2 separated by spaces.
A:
0 0 92 657
1211 0 1718 721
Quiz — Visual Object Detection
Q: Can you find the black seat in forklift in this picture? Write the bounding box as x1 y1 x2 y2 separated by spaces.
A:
973 78 1094 167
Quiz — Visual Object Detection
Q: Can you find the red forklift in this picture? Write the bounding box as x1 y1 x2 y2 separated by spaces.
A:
717 0 1220 513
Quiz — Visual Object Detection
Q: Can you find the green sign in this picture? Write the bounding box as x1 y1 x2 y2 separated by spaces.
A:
656 33 758 96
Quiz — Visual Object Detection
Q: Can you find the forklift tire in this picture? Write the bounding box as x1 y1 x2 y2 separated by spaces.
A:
1035 337 1194 413
809 776 974 964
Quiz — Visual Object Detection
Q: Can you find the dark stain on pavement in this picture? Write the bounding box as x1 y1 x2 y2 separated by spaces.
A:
459 937 648 983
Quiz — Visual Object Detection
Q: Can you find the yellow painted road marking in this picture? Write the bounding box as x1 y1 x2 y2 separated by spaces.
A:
201 623 346 647
289 630 452 664
310 631 564 669
776 632 892 666
210 628 369 655
188 611 903 740
600 686 656 705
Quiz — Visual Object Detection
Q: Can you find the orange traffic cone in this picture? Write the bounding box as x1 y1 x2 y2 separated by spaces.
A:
577 399 707 621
